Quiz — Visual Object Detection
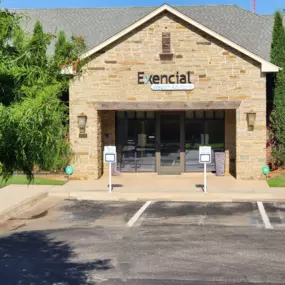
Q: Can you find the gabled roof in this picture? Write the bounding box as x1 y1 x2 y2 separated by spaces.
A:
10 4 279 72
262 13 285 23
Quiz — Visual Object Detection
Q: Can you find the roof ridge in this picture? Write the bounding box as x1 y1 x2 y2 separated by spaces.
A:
6 4 242 10
6 3 275 63
7 6 157 10
231 4 266 19
175 4 236 7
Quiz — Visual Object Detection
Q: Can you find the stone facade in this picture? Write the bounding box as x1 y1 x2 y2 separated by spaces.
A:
69 12 266 180
101 111 116 174
225 110 236 177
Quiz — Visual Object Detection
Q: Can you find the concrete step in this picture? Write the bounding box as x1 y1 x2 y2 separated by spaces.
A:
0 190 49 223
49 190 285 202
14 196 64 220
0 220 26 233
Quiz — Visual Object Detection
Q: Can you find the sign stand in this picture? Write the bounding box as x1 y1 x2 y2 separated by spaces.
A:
104 146 117 194
204 163 207 193
199 146 212 194
109 163 112 193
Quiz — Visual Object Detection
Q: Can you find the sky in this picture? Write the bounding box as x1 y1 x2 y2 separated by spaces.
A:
0 0 284 14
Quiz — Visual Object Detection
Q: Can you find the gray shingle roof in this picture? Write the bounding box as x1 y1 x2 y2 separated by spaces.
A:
9 5 275 62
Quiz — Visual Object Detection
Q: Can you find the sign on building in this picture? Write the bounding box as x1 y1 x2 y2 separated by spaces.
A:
137 71 195 91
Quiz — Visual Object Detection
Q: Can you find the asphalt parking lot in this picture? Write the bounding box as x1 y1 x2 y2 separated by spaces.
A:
1 199 285 284
263 203 285 229
139 201 264 228
1 198 284 232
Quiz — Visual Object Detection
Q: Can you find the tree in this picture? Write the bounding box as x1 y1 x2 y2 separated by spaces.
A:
0 9 86 180
270 11 285 66
270 11 285 167
270 72 285 165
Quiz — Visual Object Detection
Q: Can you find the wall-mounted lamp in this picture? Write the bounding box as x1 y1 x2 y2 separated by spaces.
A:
78 113 87 138
246 112 256 131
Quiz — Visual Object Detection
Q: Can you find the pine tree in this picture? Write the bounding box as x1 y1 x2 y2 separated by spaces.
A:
270 11 285 167
270 11 285 65
271 71 285 165
28 21 50 67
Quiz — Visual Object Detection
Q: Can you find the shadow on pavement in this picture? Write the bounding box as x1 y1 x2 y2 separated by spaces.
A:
0 231 112 285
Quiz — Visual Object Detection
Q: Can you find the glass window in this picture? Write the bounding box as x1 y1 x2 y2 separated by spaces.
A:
116 111 155 172
146 111 155 119
136 111 145 119
116 111 124 119
215 111 225 119
185 120 205 172
205 120 225 150
185 111 225 173
205 110 214 119
195 111 204 119
185 111 194 119
160 114 181 167
127 111 135 119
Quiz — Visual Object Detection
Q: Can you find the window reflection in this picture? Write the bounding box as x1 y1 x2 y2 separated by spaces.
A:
116 112 156 172
115 110 225 173
185 111 225 172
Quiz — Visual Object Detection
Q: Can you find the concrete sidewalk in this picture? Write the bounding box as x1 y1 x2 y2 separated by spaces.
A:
49 174 285 202
2 174 283 225
0 185 52 223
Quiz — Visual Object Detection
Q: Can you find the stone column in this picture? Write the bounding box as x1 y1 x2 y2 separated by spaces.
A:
70 108 103 180
225 150 230 176
235 101 266 180
95 110 103 179
69 76 103 179
225 110 236 177
101 111 116 175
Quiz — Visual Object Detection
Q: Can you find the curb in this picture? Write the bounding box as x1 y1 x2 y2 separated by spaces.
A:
48 191 285 203
0 191 48 223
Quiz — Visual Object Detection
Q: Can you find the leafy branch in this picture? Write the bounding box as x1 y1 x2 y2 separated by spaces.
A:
0 9 86 181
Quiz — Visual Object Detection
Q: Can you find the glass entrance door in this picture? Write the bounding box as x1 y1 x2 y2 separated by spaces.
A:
156 113 184 174
185 110 225 172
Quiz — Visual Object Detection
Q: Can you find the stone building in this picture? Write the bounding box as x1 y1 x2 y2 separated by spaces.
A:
19 4 281 180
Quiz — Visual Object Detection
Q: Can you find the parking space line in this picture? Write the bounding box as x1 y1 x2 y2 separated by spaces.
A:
257 201 273 229
127 201 154 227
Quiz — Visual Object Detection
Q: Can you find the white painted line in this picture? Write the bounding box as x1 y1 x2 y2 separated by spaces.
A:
127 201 153 227
257 201 273 229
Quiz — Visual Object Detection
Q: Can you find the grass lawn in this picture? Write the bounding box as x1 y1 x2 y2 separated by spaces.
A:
0 175 67 187
267 174 285 187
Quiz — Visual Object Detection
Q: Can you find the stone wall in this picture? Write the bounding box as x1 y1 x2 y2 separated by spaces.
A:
69 92 103 179
236 100 267 180
69 11 266 180
101 111 116 174
225 110 236 177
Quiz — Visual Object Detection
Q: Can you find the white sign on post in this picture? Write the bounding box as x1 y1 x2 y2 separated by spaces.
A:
199 146 212 193
104 146 116 193
104 146 116 163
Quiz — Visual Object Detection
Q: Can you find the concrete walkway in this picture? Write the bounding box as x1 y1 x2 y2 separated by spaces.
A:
1 174 284 224
0 185 52 223
49 173 285 202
